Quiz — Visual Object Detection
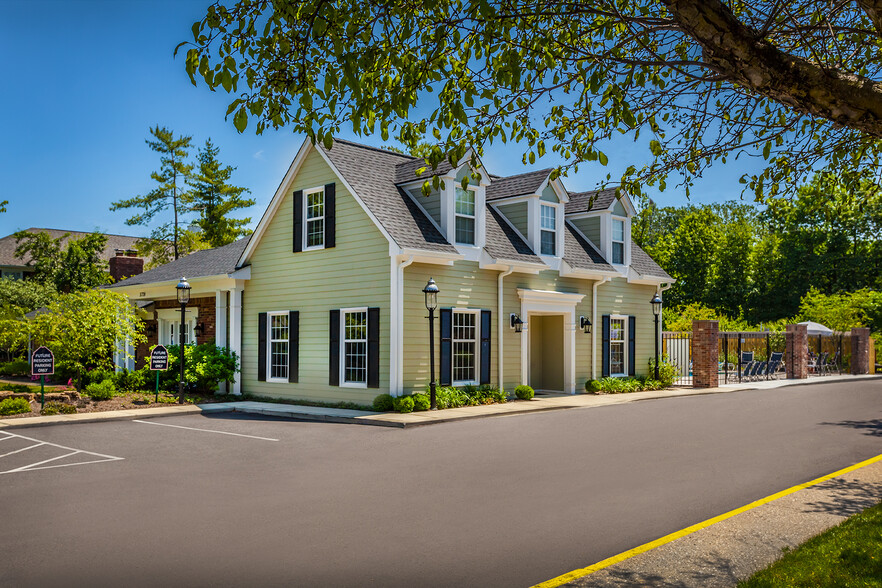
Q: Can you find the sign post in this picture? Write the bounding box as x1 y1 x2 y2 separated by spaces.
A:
149 345 169 403
31 346 54 410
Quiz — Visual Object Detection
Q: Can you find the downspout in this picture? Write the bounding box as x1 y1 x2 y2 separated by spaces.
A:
591 277 612 380
498 266 515 392
394 255 415 396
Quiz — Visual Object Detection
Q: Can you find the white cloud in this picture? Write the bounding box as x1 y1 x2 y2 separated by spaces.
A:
253 150 265 160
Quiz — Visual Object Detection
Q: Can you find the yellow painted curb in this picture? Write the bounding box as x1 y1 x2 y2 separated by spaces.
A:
532 452 882 588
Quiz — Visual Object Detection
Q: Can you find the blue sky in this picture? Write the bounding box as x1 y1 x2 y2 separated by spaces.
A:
0 0 763 239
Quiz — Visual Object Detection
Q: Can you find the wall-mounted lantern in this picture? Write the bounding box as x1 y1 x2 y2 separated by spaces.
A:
510 313 524 333
579 316 592 334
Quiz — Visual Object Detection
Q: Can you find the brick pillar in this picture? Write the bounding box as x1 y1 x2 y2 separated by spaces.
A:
851 327 871 375
692 320 719 388
785 324 808 379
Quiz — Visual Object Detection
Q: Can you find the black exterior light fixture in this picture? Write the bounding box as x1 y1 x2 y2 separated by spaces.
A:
651 292 663 380
579 316 592 334
423 278 440 410
176 277 191 404
510 313 524 333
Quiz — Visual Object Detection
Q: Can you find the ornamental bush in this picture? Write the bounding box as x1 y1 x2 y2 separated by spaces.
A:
85 379 116 400
40 402 77 416
412 393 430 411
585 379 602 393
392 395 414 413
0 358 30 377
0 397 31 416
647 356 679 387
514 384 534 400
372 393 394 412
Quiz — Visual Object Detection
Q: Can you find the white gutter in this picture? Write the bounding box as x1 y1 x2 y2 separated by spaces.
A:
392 254 415 396
591 277 612 380
497 265 515 392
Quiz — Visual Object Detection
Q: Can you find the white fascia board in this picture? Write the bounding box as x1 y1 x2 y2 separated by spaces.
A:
627 274 673 286
237 138 312 266
549 177 570 203
566 210 608 221
607 190 638 216
517 287 586 305
111 275 241 300
489 193 535 206
398 248 462 266
558 261 617 281
478 250 544 273
228 266 251 280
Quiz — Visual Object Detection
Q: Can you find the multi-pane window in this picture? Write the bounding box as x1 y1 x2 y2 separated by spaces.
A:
168 322 193 346
305 188 325 249
343 310 368 384
612 218 625 264
454 187 476 245
452 311 478 383
540 204 557 255
269 313 289 381
1 270 23 280
610 317 626 375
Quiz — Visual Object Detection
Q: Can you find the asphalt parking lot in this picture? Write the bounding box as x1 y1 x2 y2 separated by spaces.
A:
2 380 882 588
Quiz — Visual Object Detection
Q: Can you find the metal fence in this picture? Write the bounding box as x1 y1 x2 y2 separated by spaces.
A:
662 331 692 386
719 332 786 384
808 333 851 375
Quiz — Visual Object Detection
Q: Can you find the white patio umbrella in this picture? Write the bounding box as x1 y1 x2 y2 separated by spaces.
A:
797 321 834 335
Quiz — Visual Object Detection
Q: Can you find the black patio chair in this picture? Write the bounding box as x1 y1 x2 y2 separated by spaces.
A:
764 351 783 380
740 351 755 380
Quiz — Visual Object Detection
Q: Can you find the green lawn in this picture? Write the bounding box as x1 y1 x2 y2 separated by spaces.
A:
739 500 882 587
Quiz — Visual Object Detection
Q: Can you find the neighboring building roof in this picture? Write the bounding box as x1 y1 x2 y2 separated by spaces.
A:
486 169 551 201
318 139 457 254
565 188 618 214
0 228 143 268
107 238 250 288
484 207 542 265
393 156 455 184
631 243 673 280
563 224 616 273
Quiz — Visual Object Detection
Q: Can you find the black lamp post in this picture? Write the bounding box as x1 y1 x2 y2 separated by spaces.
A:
423 278 439 410
651 292 662 380
176 277 191 404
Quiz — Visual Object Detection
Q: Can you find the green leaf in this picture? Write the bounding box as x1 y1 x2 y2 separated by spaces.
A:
233 108 248 133
598 151 608 166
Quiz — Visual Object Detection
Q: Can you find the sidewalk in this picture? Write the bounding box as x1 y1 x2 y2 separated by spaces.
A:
1 373 877 430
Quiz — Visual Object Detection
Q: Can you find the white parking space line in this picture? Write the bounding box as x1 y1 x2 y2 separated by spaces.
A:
132 419 279 441
0 431 124 475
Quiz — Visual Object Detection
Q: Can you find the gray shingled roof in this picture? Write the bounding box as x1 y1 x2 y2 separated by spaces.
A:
319 139 457 253
563 223 616 273
486 169 551 201
484 207 543 265
107 238 249 288
631 243 673 280
565 188 618 214
393 156 455 184
0 228 143 268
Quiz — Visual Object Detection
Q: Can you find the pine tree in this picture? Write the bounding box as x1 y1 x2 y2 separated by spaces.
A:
110 126 194 260
188 139 254 247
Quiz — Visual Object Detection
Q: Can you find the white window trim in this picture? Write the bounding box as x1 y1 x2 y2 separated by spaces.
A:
340 306 369 388
452 308 481 386
529 199 564 259
303 185 326 251
453 187 478 246
439 164 487 251
609 314 628 377
608 215 630 268
156 308 199 346
266 310 290 383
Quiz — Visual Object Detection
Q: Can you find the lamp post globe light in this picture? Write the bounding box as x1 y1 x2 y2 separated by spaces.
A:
651 292 662 381
423 278 439 410
176 277 191 404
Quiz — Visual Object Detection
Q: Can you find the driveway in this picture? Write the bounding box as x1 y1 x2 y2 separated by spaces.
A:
1 379 880 587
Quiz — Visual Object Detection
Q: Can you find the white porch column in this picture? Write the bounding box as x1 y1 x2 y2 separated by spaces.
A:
229 287 243 395
215 289 228 393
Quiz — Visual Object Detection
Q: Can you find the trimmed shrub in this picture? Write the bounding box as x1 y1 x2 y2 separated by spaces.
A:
372 393 395 412
85 379 116 401
585 379 602 393
112 368 147 391
0 397 31 416
412 393 430 411
0 358 30 377
392 395 414 413
647 356 679 388
86 369 114 387
514 384 534 400
40 402 77 416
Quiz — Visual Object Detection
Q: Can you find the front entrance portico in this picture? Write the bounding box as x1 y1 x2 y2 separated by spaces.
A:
518 288 585 394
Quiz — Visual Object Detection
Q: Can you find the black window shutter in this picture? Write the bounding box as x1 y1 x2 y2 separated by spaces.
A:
329 310 340 385
288 311 299 383
480 310 491 385
367 307 380 388
324 183 336 248
628 315 636 377
257 312 267 382
293 190 304 253
601 315 610 378
440 308 452 386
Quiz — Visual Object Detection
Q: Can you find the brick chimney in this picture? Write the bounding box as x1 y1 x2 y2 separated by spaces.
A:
110 250 144 282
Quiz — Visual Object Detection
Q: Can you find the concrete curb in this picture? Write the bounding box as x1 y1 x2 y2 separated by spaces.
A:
0 404 206 429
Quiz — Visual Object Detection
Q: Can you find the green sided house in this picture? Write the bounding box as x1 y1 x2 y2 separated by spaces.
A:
109 138 672 401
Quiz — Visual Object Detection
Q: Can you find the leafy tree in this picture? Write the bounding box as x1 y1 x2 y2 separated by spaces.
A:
136 230 207 270
188 139 254 247
13 231 110 293
111 126 195 260
0 279 57 315
28 290 145 389
181 0 882 201
797 288 882 334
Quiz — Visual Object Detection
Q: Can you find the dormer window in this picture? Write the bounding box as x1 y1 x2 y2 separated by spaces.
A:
540 204 557 255
455 187 476 245
612 218 625 264
305 187 325 249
